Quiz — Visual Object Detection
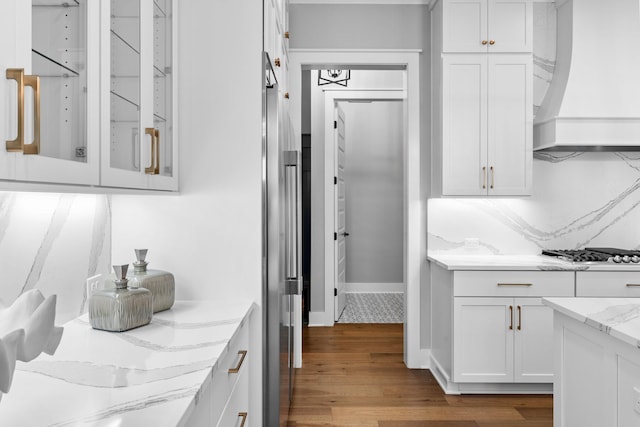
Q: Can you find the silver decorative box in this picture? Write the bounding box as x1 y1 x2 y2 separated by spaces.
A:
89 265 153 332
128 249 175 313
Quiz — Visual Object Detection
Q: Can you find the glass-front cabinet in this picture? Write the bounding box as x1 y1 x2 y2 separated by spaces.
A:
1 0 100 185
101 0 177 191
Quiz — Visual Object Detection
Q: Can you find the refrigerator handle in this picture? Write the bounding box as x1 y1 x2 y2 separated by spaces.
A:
284 150 302 296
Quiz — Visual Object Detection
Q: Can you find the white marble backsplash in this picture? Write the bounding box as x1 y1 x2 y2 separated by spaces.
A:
0 192 111 324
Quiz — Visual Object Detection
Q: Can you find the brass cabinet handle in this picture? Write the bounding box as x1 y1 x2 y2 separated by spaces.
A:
238 412 248 427
284 31 290 39
275 57 281 67
497 283 532 286
482 166 486 189
481 40 488 45
490 166 494 189
627 284 640 287
228 350 248 373
284 92 290 99
517 305 522 331
23 75 40 155
509 305 513 330
6 68 24 152
144 128 160 175
489 40 496 45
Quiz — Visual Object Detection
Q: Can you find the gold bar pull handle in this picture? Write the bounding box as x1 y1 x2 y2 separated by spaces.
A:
23 75 40 155
144 127 158 174
238 412 248 427
509 305 513 330
154 128 160 174
517 305 522 330
626 284 640 287
482 166 486 189
228 350 248 373
6 68 24 152
490 166 494 189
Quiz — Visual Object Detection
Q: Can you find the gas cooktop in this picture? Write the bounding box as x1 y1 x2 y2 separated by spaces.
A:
542 247 640 263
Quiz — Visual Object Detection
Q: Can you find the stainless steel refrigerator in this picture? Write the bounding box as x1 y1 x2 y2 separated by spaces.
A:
263 52 302 427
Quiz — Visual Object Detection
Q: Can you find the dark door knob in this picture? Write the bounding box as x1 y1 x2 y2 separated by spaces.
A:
341 232 350 237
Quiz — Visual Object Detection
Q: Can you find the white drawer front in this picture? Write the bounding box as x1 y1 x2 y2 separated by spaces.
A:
453 271 574 297
211 319 250 425
576 271 640 297
217 366 249 427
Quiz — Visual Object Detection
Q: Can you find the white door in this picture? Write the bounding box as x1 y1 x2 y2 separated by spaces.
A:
513 298 554 382
442 0 487 53
489 0 533 53
334 104 347 321
453 297 514 383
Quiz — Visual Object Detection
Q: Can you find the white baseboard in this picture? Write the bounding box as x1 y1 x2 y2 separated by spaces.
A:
345 282 404 293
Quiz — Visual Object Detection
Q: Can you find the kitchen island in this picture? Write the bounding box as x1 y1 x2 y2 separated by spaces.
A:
543 297 640 427
0 299 255 427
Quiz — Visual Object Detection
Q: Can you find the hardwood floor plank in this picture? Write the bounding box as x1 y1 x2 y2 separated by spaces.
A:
290 323 553 426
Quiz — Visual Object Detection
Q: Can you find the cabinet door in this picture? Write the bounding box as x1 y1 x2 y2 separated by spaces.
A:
487 54 531 196
513 298 553 383
442 55 487 196
5 0 100 186
488 0 532 53
443 0 487 53
453 297 514 383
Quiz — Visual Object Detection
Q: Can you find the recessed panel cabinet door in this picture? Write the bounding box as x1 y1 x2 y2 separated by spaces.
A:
489 0 533 53
443 0 487 53
453 297 514 383
442 55 487 196
487 54 532 196
513 298 554 383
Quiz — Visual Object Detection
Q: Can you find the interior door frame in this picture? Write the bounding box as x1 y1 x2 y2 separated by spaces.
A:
326 92 405 323
289 49 424 369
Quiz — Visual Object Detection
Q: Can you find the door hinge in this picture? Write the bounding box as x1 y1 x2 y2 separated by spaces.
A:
334 288 337 297
334 176 337 185
334 120 337 129
334 232 337 241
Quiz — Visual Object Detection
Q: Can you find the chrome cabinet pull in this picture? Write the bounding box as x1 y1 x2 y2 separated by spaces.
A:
490 166 494 189
497 283 532 287
23 75 40 155
482 166 486 189
6 68 24 152
228 350 247 374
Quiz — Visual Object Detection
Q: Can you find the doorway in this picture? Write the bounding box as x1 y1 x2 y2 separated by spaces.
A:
290 49 424 369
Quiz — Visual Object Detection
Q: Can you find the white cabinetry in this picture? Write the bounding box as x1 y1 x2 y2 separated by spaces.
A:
442 0 533 53
441 54 532 195
576 271 640 297
100 0 177 191
430 265 573 393
1 1 100 186
432 0 532 197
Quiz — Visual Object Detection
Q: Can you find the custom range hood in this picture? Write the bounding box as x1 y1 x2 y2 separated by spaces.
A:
534 0 640 151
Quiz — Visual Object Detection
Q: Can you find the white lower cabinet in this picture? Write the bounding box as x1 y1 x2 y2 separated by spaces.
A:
453 297 553 383
187 314 251 427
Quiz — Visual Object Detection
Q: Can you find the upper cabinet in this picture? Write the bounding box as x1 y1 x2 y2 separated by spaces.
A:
101 0 177 191
1 0 177 191
442 0 533 53
1 0 100 186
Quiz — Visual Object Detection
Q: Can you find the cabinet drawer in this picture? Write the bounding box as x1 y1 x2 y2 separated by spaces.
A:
453 271 574 297
217 366 249 427
576 271 640 297
211 318 250 424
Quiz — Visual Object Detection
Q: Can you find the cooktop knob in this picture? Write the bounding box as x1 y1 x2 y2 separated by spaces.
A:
613 255 623 263
632 256 640 263
623 255 631 263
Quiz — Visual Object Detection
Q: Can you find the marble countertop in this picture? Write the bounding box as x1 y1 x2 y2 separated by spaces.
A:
0 299 254 427
543 297 640 350
427 253 640 271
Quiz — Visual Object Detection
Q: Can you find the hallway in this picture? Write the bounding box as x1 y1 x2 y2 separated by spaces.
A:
289 324 552 426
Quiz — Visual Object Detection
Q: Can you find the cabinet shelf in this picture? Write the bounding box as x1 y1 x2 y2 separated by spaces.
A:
111 29 140 56
33 49 80 78
33 0 80 7
153 1 168 17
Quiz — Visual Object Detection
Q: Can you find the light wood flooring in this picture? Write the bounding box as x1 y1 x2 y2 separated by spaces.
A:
289 323 553 426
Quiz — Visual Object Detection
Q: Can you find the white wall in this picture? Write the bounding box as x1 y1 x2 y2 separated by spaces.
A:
341 100 403 285
0 192 111 324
